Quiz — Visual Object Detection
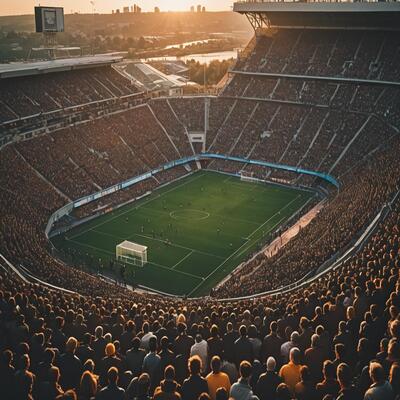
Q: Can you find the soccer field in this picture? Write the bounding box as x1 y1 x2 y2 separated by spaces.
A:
52 171 313 297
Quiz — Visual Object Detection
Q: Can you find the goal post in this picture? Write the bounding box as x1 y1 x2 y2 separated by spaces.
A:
116 240 147 267
240 170 256 182
240 170 265 184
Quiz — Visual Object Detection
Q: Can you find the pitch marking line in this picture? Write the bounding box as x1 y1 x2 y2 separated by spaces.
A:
69 172 205 240
130 232 225 260
171 250 194 270
65 237 203 280
186 194 304 297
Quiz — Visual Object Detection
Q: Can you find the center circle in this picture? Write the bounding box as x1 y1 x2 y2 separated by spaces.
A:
170 209 210 221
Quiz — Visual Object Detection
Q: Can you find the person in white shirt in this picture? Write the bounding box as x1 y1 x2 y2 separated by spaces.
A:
190 334 209 374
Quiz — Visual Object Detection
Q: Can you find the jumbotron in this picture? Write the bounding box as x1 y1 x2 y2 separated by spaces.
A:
1 1 400 400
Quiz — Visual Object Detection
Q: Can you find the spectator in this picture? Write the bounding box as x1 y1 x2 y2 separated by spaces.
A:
59 337 83 391
234 326 254 368
279 347 302 395
182 356 209 400
230 360 259 400
364 362 394 400
206 356 231 400
95 367 124 400
255 356 282 400
153 365 181 400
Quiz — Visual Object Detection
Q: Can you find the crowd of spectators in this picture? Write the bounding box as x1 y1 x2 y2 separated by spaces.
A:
238 29 400 82
1 179 400 398
0 66 140 124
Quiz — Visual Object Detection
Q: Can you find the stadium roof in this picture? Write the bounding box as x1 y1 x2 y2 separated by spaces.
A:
234 1 400 30
115 61 187 92
0 55 123 79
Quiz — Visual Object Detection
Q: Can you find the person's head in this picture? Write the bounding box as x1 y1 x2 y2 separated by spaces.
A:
239 360 252 380
83 359 95 373
188 355 202 376
79 370 97 397
290 331 299 344
337 363 352 389
390 362 400 390
105 343 115 357
210 324 219 337
95 326 103 339
380 338 389 353
66 337 78 354
107 367 119 385
289 347 301 365
21 354 30 370
210 356 221 374
177 322 187 335
226 322 233 333
131 336 141 351
58 390 77 400
137 373 150 395
215 387 229 400
266 356 276 372
335 343 345 360
276 383 291 400
270 321 278 333
239 325 247 337
43 348 55 365
323 360 336 381
195 333 203 343
1 350 13 366
160 336 169 350
300 365 311 382
49 366 60 384
198 393 211 400
369 362 385 384
149 336 157 352
164 365 175 381
311 334 319 348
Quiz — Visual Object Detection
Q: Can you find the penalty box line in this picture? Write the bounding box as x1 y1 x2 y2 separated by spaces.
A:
65 237 203 280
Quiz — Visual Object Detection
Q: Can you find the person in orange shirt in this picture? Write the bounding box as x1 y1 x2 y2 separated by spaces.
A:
206 356 231 400
279 347 303 395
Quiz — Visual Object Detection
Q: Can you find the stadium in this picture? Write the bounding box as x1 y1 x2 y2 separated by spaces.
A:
0 1 400 399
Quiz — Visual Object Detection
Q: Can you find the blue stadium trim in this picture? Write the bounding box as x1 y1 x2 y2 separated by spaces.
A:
71 153 339 209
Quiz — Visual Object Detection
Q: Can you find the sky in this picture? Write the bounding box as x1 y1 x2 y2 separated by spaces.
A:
0 0 233 16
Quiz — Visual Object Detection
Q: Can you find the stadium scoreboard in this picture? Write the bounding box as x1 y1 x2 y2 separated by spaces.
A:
35 6 64 33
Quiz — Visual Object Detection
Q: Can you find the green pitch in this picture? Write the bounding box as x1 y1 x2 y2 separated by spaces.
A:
52 171 313 297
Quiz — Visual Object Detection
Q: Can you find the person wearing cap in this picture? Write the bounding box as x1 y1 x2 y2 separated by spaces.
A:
255 357 283 400
99 342 122 387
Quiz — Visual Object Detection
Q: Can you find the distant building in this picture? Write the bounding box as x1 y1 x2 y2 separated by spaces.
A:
116 9 120 14
154 6 160 13
123 6 130 13
190 6 195 12
202 6 206 12
197 5 202 13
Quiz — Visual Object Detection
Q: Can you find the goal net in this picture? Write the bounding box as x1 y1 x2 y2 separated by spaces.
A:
116 240 147 267
240 170 257 183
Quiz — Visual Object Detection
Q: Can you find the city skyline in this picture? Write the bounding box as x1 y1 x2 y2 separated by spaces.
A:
0 0 233 16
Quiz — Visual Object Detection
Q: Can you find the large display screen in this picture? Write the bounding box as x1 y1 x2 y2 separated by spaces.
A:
35 7 65 33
